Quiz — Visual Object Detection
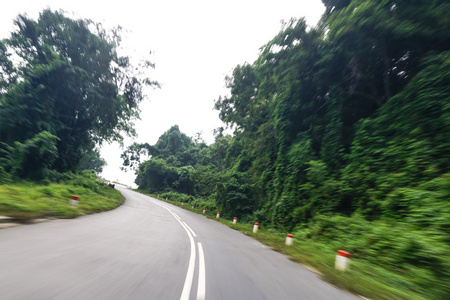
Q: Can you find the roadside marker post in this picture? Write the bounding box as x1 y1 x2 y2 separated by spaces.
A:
335 250 351 271
286 234 294 246
216 212 220 218
70 195 79 206
192 205 195 209
233 217 237 224
253 222 259 233
203 208 206 214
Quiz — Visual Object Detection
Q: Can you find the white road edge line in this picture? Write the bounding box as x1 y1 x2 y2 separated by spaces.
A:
183 222 197 237
179 222 196 300
164 209 196 300
153 200 203 300
197 242 206 300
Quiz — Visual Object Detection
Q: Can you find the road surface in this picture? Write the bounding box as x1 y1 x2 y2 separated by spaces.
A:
0 186 359 299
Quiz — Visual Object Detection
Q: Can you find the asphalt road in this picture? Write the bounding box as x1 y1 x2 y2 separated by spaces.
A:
0 186 359 300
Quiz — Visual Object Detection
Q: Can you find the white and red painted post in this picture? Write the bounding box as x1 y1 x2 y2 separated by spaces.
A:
335 250 351 271
203 208 206 214
216 212 220 218
253 222 259 233
192 205 195 209
70 195 79 206
286 234 294 246
233 217 237 224
166 197 168 201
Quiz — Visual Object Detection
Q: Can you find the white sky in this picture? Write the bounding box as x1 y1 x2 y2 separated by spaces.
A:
1 0 325 187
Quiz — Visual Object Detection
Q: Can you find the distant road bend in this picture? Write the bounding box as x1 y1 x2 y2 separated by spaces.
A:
0 186 359 300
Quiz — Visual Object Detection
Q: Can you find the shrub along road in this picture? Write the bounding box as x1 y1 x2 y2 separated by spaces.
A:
0 186 358 299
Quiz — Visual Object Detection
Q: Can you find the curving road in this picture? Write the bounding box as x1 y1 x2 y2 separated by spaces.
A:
0 186 359 299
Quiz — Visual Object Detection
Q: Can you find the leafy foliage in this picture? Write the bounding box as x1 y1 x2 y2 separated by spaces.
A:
0 9 157 176
0 131 58 180
130 1 449 297
0 172 124 220
79 149 107 174
127 126 210 195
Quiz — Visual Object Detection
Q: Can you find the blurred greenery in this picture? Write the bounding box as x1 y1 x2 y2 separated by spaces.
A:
0 172 124 221
126 1 450 298
0 9 157 176
0 1 448 299
153 192 448 299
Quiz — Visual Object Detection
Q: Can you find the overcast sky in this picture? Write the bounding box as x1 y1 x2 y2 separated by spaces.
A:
1 0 325 187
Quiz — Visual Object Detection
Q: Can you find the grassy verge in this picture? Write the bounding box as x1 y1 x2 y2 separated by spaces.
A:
141 191 437 300
0 178 124 222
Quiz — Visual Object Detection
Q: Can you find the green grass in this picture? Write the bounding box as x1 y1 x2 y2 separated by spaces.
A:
206 219 424 299
0 180 124 222
143 192 446 300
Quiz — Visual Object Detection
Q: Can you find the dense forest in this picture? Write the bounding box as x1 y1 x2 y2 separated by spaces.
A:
123 0 450 297
0 9 157 181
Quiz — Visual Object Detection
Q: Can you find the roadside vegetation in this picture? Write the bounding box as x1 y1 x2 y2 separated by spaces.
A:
1 2 448 299
143 192 446 300
0 172 124 221
126 1 450 299
0 10 145 222
0 10 157 180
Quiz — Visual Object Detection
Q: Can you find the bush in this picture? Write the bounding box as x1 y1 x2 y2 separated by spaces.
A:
0 166 12 184
0 177 124 221
294 213 450 298
159 191 193 203
0 131 59 181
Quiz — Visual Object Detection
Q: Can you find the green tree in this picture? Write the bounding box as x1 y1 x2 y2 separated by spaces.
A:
324 0 450 107
0 131 58 180
79 150 107 174
0 9 158 173
127 125 213 194
210 136 231 171
214 170 254 218
121 142 155 171
343 52 450 217
154 125 193 158
135 158 177 192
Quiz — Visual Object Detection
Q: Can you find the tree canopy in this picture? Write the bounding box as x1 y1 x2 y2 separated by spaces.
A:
128 1 450 297
0 9 157 177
